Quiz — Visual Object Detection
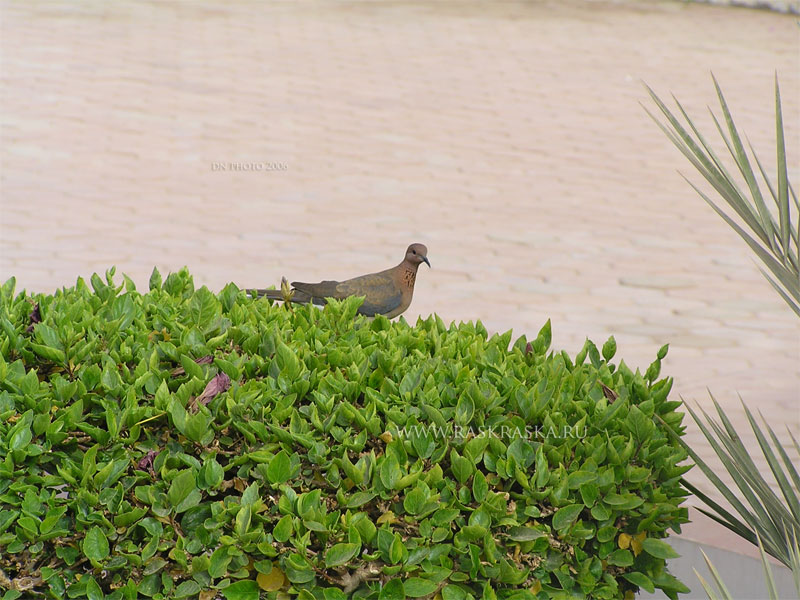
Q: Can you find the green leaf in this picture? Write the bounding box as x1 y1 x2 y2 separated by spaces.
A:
579 482 599 507
455 394 474 426
235 504 252 538
276 342 300 378
596 525 617 543
552 504 583 531
179 354 205 380
380 455 401 490
85 576 103 600
221 579 259 600
606 549 634 567
404 487 427 516
325 543 359 568
450 449 473 484
602 336 616 361
379 579 405 600
267 450 291 484
389 533 405 564
442 585 468 600
482 581 498 600
404 577 438 597
174 581 202 598
189 287 220 330
82 526 109 562
346 491 376 508
642 537 680 559
533 319 551 353
33 323 62 349
209 546 233 578
508 526 545 542
472 471 488 503
149 267 162 291
567 470 596 489
626 405 654 442
241 482 260 507
167 470 198 512
622 571 655 594
200 456 224 489
9 425 32 451
273 515 293 543
30 343 66 364
185 412 211 443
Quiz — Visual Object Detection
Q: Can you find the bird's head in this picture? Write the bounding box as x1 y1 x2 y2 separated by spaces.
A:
405 243 430 268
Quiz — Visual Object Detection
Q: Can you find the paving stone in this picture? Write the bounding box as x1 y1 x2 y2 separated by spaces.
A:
620 275 699 290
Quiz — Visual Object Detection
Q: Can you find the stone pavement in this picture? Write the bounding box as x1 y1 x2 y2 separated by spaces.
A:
1 0 798 553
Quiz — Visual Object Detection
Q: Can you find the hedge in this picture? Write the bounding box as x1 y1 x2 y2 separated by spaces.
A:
0 268 691 600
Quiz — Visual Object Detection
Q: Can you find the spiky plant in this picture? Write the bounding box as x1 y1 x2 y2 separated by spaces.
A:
646 75 799 599
644 74 799 316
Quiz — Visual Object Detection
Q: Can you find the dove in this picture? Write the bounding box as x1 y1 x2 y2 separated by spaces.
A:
254 243 430 318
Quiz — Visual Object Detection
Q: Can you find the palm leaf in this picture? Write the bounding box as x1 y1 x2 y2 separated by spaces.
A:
750 141 799 269
757 534 781 600
789 528 800 596
709 73 776 252
694 557 728 600
644 75 800 316
746 407 800 522
774 74 791 263
694 534 797 600
667 396 800 568
761 268 800 317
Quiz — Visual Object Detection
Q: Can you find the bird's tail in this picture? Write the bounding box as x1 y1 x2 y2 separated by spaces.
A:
248 288 315 304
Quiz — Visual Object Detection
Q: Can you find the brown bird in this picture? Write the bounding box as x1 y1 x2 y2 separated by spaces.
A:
254 243 430 318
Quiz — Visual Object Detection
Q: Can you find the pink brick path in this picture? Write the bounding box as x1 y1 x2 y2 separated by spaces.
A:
1 0 798 551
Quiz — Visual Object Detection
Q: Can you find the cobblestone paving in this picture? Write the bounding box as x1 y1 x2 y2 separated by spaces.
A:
1 0 798 551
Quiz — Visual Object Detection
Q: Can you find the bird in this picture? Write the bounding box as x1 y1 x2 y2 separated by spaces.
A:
253 243 430 319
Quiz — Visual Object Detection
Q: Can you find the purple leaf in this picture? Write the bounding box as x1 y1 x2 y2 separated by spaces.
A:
26 302 41 332
138 450 158 476
196 372 231 406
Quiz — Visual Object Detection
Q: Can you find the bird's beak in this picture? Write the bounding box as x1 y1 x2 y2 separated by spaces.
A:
422 256 431 268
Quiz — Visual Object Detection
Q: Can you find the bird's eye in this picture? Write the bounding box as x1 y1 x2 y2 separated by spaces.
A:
412 249 416 254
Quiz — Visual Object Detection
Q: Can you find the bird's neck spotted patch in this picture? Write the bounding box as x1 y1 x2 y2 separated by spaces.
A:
402 267 416 288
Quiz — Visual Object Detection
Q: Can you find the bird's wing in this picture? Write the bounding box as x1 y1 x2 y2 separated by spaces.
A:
336 273 403 316
293 273 402 316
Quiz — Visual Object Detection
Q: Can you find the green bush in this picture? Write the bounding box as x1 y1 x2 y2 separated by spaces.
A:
0 268 690 600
